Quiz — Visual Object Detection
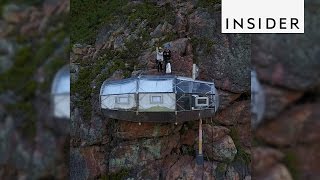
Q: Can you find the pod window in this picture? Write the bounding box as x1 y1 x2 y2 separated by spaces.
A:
116 96 130 104
150 95 163 104
195 97 209 107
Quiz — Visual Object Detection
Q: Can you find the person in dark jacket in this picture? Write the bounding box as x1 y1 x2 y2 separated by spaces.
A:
163 47 171 73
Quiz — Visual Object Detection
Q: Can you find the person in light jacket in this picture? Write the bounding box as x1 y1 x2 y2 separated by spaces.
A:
156 47 164 72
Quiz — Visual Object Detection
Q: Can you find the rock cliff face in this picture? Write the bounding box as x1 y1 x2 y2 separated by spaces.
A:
252 1 320 179
0 0 69 179
71 0 251 179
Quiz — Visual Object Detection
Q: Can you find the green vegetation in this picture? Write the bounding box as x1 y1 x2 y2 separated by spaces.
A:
73 46 137 121
71 0 128 44
124 2 175 26
252 137 266 147
191 37 215 55
229 127 251 165
283 150 300 180
0 46 32 92
0 6 68 137
6 102 37 138
0 22 66 93
215 162 227 178
72 1 177 121
100 169 130 180
0 41 63 138
181 145 195 156
41 57 66 91
72 67 93 121
197 0 221 9
191 37 215 63
180 121 196 134
71 0 176 44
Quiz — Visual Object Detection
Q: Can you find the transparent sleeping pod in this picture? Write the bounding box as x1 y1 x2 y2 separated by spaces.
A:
51 65 70 119
100 75 219 122
251 70 265 128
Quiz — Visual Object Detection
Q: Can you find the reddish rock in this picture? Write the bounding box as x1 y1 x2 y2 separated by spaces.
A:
203 124 230 142
43 1 58 17
140 50 155 70
29 7 41 22
292 144 320 180
190 10 250 93
252 34 320 91
154 38 194 76
252 3 320 179
72 44 88 55
171 54 193 76
71 109 108 146
170 38 190 56
188 10 215 39
262 84 303 119
217 90 242 110
203 135 237 162
115 121 181 140
298 110 320 144
138 155 214 179
181 129 196 146
56 0 70 14
150 21 173 38
234 123 251 149
109 134 180 173
161 154 180 174
175 12 188 37
20 18 42 35
136 154 193 180
165 156 216 180
226 166 240 180
254 163 293 180
173 55 193 75
252 147 284 175
69 146 107 179
136 160 165 179
80 146 107 178
215 100 250 125
256 104 319 147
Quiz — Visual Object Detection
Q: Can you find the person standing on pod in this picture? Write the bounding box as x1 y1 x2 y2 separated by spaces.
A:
156 47 164 72
163 46 172 74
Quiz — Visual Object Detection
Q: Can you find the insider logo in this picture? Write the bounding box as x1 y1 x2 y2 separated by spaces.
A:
222 0 304 33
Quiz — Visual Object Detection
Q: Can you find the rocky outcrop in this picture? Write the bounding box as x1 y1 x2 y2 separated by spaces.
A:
253 37 320 91
114 121 181 140
0 0 69 179
262 85 303 119
166 156 216 180
204 135 237 162
252 1 320 179
109 134 180 173
70 146 106 180
215 100 250 126
70 0 251 179
256 103 320 147
202 125 238 162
